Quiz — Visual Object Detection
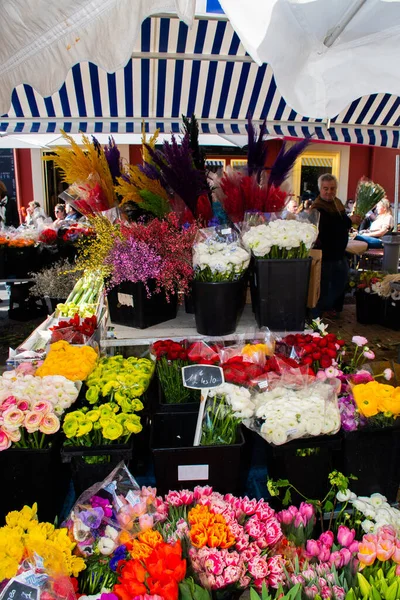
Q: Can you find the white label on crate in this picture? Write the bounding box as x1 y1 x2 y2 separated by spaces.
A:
258 380 269 390
221 228 231 235
118 293 134 307
178 464 209 481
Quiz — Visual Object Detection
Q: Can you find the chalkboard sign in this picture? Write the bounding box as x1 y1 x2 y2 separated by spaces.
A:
0 149 16 199
182 365 224 389
0 579 40 600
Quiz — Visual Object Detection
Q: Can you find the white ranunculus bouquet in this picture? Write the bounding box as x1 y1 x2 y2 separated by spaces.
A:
246 380 340 445
242 219 318 259
193 227 250 282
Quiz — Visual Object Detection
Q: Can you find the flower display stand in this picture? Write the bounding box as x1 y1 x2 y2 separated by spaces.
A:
192 276 248 336
251 258 311 331
341 427 400 503
0 445 69 522
355 290 383 325
61 443 133 498
151 412 246 496
107 281 178 329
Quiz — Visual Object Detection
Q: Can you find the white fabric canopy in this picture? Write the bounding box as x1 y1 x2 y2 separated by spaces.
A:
219 0 400 118
0 0 194 115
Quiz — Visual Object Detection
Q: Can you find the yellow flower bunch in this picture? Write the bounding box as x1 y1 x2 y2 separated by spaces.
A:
353 380 400 418
63 402 142 445
0 504 85 581
85 355 154 412
242 342 274 358
36 340 98 381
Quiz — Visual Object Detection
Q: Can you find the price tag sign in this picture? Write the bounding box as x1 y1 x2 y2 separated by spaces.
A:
1 579 40 600
183 365 225 447
182 365 224 389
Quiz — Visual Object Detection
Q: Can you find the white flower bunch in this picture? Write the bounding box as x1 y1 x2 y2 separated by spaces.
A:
193 238 250 282
336 490 400 535
242 220 318 259
208 382 256 419
0 371 79 415
253 381 340 445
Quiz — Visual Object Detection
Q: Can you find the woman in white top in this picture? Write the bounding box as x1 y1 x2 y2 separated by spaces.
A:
355 199 394 248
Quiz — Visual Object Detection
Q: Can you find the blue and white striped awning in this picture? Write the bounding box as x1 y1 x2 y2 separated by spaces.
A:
2 16 400 148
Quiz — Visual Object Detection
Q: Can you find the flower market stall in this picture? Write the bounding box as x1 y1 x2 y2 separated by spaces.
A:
0 119 399 600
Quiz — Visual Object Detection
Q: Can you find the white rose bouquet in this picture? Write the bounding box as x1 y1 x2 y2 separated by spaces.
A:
193 227 250 282
242 219 318 259
246 380 340 445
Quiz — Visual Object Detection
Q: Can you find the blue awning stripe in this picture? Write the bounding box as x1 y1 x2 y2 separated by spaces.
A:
2 16 400 147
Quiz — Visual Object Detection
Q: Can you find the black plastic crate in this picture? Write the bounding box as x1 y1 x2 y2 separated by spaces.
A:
152 376 201 413
61 442 133 498
151 412 246 496
251 258 311 331
380 298 400 331
341 427 400 503
5 246 38 278
0 445 69 522
107 281 178 329
263 433 342 508
355 291 383 325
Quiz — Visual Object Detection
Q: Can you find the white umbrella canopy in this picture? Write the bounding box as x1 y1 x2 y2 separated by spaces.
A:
0 0 195 115
218 0 400 118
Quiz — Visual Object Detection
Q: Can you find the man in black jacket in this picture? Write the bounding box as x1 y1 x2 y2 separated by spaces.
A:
312 174 361 318
0 180 19 228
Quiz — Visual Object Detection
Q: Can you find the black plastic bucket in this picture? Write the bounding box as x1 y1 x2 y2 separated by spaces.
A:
355 291 382 325
192 276 248 336
251 258 311 331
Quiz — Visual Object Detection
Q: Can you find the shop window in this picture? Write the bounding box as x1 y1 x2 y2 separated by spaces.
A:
230 159 247 172
205 159 226 177
292 151 340 202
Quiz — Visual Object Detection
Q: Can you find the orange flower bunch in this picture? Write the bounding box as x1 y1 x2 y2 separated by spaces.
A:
188 504 236 549
119 528 163 560
36 340 98 381
113 540 186 600
8 239 35 247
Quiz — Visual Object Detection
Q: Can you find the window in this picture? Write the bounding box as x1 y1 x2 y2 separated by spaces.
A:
230 159 247 171
205 159 226 177
292 150 340 202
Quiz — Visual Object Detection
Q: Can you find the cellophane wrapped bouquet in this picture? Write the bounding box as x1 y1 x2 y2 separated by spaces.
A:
241 211 319 260
0 366 80 451
354 177 386 220
63 463 158 596
246 369 341 445
150 340 201 405
192 226 250 282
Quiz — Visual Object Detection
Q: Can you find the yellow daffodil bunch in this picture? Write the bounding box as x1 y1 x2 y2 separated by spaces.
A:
85 355 154 412
63 402 143 445
0 503 85 581
36 340 98 382
353 380 400 418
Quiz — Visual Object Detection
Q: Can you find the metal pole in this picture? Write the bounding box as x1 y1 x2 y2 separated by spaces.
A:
395 154 400 229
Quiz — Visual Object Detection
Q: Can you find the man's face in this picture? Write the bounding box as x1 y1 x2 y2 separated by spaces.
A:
320 180 337 202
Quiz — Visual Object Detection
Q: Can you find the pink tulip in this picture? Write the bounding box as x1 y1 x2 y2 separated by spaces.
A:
378 525 396 540
320 587 332 599
305 539 321 557
304 585 319 598
329 551 343 568
364 533 377 544
299 502 315 522
139 513 154 531
358 541 377 566
339 548 352 566
392 542 400 564
277 509 293 525
319 531 334 548
348 541 360 554
376 539 395 562
318 545 331 563
288 505 298 516
337 525 356 548
294 513 306 528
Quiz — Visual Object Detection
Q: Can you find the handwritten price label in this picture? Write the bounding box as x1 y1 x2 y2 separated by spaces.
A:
182 365 224 389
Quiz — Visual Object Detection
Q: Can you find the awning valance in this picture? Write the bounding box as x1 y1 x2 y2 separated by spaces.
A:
2 16 400 148
301 157 333 167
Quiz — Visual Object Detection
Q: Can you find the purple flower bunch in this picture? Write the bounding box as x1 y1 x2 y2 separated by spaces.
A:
105 237 162 293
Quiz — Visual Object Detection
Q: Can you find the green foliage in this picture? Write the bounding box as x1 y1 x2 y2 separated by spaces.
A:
179 577 212 600
249 582 302 600
138 189 171 218
345 570 400 600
